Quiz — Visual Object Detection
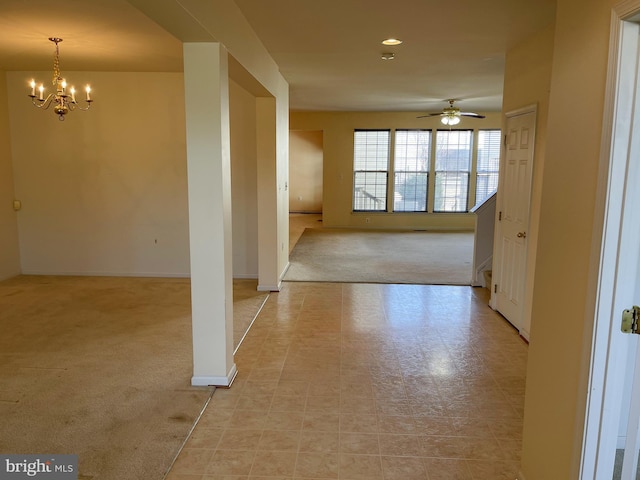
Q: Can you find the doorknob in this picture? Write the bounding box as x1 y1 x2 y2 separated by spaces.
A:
517 232 527 238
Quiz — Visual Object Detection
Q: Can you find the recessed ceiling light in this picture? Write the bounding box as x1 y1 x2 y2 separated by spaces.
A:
382 38 403 46
381 52 395 60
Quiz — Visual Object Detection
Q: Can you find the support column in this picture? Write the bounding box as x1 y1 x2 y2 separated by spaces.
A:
183 43 236 386
256 97 280 291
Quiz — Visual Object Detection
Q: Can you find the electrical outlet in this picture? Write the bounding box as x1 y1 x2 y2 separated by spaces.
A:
365 217 370 224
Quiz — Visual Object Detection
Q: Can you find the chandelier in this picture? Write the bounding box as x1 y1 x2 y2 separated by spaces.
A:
28 37 93 121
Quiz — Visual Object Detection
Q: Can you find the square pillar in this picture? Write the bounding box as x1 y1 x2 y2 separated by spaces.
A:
183 42 236 386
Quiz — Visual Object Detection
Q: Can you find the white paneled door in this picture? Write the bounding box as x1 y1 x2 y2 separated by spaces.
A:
492 108 536 333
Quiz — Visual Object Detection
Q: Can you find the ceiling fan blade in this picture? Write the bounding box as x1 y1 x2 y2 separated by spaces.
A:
460 112 486 118
416 112 444 118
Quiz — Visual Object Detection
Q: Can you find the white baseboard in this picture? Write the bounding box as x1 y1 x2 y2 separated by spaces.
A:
233 273 259 279
281 261 291 278
258 283 281 292
21 270 190 278
191 364 238 387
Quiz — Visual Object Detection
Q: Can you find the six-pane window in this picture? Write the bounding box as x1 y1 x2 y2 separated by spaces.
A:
394 130 431 212
434 130 472 213
353 130 390 211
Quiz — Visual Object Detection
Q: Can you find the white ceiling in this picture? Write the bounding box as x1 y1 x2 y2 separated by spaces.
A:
0 0 556 113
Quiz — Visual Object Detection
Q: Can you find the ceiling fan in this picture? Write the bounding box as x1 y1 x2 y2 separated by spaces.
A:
417 99 485 125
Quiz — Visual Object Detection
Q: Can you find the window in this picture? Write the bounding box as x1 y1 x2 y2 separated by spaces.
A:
353 130 389 211
393 130 431 212
434 130 472 212
476 130 501 204
351 128 501 214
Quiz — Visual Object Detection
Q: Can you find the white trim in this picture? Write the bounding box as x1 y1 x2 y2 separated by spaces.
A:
504 104 538 118
232 273 259 279
191 363 238 387
281 260 291 277
257 282 281 292
163 388 216 478
233 294 269 355
580 3 640 478
472 255 493 287
20 270 190 278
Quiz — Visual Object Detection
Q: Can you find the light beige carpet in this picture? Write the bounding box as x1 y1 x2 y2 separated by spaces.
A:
0 275 265 480
284 228 474 285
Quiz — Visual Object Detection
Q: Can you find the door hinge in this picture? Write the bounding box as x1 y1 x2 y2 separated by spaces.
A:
494 284 498 293
498 211 502 221
622 306 640 334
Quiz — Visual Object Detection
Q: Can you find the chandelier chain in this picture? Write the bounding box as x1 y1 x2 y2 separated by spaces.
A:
52 40 60 86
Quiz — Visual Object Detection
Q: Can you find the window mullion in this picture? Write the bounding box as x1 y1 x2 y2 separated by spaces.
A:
387 129 395 213
428 131 437 213
469 130 479 210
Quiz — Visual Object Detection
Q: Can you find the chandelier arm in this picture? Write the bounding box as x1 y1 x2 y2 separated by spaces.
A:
72 102 92 112
29 94 55 110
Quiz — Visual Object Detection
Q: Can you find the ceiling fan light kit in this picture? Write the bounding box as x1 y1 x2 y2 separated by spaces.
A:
417 99 485 125
441 115 461 126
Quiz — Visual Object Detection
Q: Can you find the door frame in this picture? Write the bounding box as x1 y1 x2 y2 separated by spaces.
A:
580 1 640 477
490 104 537 338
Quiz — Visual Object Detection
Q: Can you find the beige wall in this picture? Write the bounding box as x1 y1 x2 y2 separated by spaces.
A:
521 0 614 478
229 79 259 278
0 72 21 280
290 111 501 230
289 130 323 213
4 71 263 280
7 71 190 276
501 22 556 339
132 0 291 289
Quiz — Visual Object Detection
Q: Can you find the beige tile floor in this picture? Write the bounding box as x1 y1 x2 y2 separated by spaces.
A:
289 213 322 253
166 280 527 480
